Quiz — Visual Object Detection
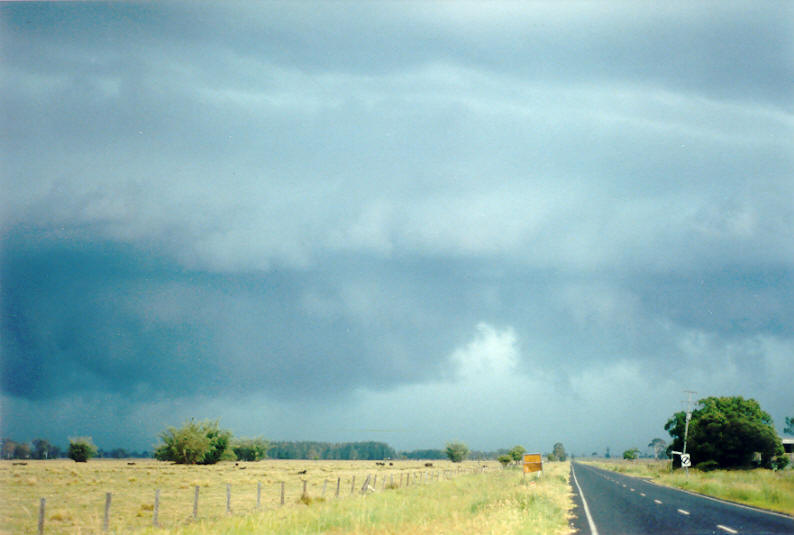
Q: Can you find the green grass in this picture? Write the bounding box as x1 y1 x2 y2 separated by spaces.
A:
582 459 794 515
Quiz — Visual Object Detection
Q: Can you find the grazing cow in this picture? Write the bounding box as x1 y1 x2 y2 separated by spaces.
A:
424 462 433 467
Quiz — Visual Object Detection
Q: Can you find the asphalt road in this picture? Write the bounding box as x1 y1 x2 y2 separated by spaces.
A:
569 462 794 535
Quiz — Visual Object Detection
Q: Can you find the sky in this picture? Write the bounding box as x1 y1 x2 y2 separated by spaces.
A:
1 2 793 457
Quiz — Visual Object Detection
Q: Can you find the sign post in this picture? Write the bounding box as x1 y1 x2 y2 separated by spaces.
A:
522 453 543 479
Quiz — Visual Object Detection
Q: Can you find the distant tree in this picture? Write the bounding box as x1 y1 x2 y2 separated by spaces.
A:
497 454 513 467
665 396 785 469
648 438 668 460
508 445 526 463
445 441 469 463
552 442 567 461
68 437 98 462
32 439 52 459
623 448 639 460
1 438 18 459
785 417 793 435
233 438 269 461
13 442 31 459
591 452 598 457
155 419 233 465
605 447 611 459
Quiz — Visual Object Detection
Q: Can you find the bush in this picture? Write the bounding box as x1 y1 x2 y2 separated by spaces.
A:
155 419 233 464
68 437 97 462
232 437 269 461
445 441 469 463
695 460 720 472
497 454 513 467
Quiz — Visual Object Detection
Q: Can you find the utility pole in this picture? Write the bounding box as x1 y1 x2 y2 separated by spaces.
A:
682 390 696 474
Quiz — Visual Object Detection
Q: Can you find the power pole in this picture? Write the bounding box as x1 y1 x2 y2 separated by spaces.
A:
682 390 696 474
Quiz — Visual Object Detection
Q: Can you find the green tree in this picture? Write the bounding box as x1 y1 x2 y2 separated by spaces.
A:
155 419 233 465
68 437 98 462
648 438 667 460
232 437 269 461
508 445 526 463
623 448 639 460
665 396 785 469
785 416 793 435
32 439 52 459
552 442 567 461
445 441 469 463
497 454 513 467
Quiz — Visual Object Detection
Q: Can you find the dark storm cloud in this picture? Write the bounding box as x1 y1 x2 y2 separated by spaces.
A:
1 1 792 450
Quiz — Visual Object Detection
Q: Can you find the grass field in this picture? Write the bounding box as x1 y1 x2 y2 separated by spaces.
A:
0 459 573 534
582 459 794 516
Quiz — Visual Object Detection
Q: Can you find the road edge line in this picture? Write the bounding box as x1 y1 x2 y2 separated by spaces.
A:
571 463 599 535
578 463 794 521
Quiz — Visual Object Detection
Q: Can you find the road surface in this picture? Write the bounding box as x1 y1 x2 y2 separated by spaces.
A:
569 461 794 534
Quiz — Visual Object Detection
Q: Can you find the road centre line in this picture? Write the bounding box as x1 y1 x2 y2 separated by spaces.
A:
716 525 738 534
640 492 646 497
654 499 663 504
571 464 599 535
677 509 690 516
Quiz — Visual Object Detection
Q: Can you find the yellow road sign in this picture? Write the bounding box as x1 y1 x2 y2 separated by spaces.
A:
523 453 543 473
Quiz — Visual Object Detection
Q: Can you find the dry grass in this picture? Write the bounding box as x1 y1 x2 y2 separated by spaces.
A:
0 459 573 534
582 459 794 515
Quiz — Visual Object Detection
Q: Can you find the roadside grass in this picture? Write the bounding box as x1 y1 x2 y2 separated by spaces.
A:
581 459 794 515
0 459 573 534
137 461 573 535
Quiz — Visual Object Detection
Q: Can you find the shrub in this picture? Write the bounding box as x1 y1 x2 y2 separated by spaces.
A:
232 437 269 461
445 441 469 463
154 419 233 464
68 437 97 462
498 454 513 467
695 460 720 472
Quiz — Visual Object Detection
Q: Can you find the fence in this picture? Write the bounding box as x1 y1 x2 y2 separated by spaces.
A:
31 465 490 534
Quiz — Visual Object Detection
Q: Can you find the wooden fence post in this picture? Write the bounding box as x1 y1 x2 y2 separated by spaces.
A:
350 475 355 495
302 480 308 499
372 474 377 488
103 492 111 532
257 481 262 508
153 489 160 527
280 481 285 506
335 477 341 497
193 486 199 520
38 497 45 535
226 483 231 514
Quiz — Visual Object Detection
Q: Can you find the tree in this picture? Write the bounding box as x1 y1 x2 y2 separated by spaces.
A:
233 438 269 461
665 396 786 469
605 447 611 459
785 417 793 435
552 442 567 462
155 419 233 465
623 448 639 460
508 445 526 463
13 442 31 459
648 438 667 460
32 439 53 459
1 438 18 459
497 454 513 467
68 437 98 462
445 441 469 463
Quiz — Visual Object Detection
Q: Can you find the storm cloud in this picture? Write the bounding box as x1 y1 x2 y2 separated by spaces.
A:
1 1 792 453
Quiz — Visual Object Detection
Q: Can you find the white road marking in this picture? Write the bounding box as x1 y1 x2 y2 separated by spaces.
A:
640 492 646 497
654 499 663 504
677 509 690 516
716 525 738 534
630 488 635 492
571 465 599 535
